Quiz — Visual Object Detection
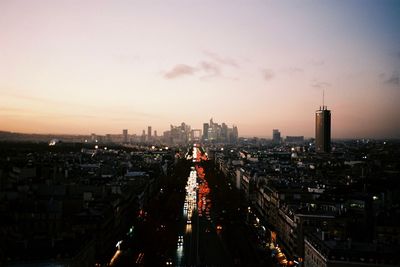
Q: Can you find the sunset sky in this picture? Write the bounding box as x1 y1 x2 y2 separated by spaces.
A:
1 0 399 138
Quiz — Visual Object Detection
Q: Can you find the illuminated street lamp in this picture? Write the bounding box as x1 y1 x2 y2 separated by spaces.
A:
116 240 123 250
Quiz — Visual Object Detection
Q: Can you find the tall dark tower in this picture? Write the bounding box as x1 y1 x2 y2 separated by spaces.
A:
272 129 281 143
147 126 152 140
315 92 331 153
203 123 209 140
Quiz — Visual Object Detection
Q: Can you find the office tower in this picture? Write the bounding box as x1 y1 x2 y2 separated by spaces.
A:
191 129 202 141
202 118 238 143
272 129 281 143
170 123 191 144
232 125 238 142
154 130 157 137
141 130 146 143
221 123 228 141
122 129 128 143
148 126 152 140
203 123 209 140
315 106 331 153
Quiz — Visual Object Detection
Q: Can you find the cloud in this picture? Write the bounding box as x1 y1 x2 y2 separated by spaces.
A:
385 71 399 86
164 56 239 80
263 69 275 81
199 61 221 77
164 64 198 79
164 61 224 80
203 50 239 68
311 79 331 88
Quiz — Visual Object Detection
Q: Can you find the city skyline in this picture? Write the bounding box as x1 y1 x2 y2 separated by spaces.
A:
1 0 400 139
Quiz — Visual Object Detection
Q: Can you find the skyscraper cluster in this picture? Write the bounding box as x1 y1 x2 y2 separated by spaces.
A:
203 118 238 143
163 122 191 144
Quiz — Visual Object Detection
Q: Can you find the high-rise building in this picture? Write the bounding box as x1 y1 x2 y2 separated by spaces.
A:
203 123 209 140
141 130 146 143
232 125 238 143
315 106 331 153
272 129 281 143
221 123 228 142
122 129 128 143
147 126 152 140
169 123 191 144
203 119 238 143
191 129 202 141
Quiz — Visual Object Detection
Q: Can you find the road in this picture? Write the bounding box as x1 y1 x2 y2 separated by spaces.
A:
175 145 271 266
109 145 271 266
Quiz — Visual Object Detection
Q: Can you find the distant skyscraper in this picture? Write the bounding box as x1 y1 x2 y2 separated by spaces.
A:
191 129 202 141
272 129 281 143
148 126 152 140
203 123 209 140
232 125 238 143
122 129 128 143
141 129 146 142
221 123 228 141
202 119 238 143
315 106 331 153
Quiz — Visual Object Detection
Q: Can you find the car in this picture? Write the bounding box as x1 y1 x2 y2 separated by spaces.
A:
165 258 173 265
216 225 222 230
187 219 191 224
177 236 184 246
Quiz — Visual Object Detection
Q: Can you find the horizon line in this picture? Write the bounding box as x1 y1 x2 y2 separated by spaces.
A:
0 129 397 141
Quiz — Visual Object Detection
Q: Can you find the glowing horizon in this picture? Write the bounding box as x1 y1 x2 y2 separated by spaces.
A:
1 0 399 139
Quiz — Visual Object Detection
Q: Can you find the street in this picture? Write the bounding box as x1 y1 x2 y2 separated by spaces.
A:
110 145 272 266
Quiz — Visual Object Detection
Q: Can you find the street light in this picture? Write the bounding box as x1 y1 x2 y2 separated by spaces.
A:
116 240 123 250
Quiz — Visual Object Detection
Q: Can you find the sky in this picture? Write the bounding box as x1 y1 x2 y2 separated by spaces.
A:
1 0 399 139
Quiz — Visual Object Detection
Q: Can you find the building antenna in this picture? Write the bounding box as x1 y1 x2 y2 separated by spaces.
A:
322 89 325 109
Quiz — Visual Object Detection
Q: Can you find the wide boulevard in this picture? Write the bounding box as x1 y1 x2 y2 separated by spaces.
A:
109 144 271 266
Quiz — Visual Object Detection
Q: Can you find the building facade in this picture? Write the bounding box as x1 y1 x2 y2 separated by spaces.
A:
315 107 331 153
273 129 281 143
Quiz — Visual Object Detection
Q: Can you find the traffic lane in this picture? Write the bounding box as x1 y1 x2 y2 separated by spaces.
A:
185 209 199 266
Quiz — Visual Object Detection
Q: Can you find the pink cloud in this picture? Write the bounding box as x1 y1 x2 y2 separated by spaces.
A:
164 64 197 79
